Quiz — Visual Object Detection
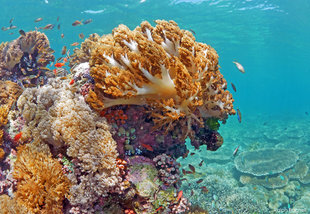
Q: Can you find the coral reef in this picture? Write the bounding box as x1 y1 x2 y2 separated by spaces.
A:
84 20 235 138
235 148 299 176
0 31 55 87
17 78 121 212
0 80 23 108
153 154 181 187
0 194 30 214
13 142 70 213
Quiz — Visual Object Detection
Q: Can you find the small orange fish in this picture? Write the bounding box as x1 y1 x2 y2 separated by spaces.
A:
63 58 68 63
14 132 22 141
177 190 183 202
53 69 57 75
54 62 65 68
71 42 79 46
72 20 82 26
155 206 163 212
69 79 75 85
141 143 153 152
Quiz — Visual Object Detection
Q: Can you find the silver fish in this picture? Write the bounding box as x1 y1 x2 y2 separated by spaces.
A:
233 61 245 73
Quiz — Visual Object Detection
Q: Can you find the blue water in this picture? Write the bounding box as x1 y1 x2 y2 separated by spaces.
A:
1 0 310 213
1 0 310 116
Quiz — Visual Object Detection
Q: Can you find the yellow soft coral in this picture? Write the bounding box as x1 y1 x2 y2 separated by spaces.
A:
86 20 235 136
13 143 71 214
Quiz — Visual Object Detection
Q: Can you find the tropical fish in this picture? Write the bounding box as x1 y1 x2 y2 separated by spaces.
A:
196 179 203 184
200 186 208 193
188 164 195 173
9 18 14 23
9 25 17 29
141 143 154 152
189 29 196 35
237 108 242 123
69 79 75 85
177 190 183 201
43 24 54 30
231 83 236 92
34 17 43 22
182 150 189 159
72 20 82 26
57 24 60 30
71 42 79 46
1 27 9 31
155 206 163 212
14 132 22 141
233 61 245 73
57 16 60 22
61 46 67 55
190 152 195 156
82 9 104 14
199 160 204 167
79 33 85 39
83 19 93 25
233 145 240 156
61 33 64 38
19 29 26 36
54 62 65 68
9 32 14 35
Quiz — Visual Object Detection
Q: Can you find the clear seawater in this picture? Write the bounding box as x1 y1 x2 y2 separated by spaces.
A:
1 0 310 213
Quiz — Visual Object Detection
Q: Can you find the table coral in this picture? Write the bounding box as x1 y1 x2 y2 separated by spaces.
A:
84 20 235 137
0 31 55 87
13 142 71 214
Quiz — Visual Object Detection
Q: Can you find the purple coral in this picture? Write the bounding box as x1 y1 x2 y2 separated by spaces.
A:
153 154 180 187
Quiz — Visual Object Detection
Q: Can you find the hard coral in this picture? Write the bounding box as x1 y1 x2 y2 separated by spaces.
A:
0 31 55 87
13 142 70 214
86 20 235 137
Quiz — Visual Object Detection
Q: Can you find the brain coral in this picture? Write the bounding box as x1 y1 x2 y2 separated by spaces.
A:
13 142 70 214
235 148 299 176
84 20 235 137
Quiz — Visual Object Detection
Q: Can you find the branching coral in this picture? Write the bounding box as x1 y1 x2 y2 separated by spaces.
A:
13 142 71 214
0 31 55 87
85 20 235 137
17 78 121 211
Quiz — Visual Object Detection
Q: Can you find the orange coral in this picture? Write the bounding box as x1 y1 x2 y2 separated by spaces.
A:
0 195 30 214
86 20 235 136
0 80 23 108
0 31 54 73
13 143 71 214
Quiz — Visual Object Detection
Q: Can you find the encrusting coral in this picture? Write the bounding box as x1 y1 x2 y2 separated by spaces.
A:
0 31 55 87
17 78 121 211
84 20 235 137
13 142 71 214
